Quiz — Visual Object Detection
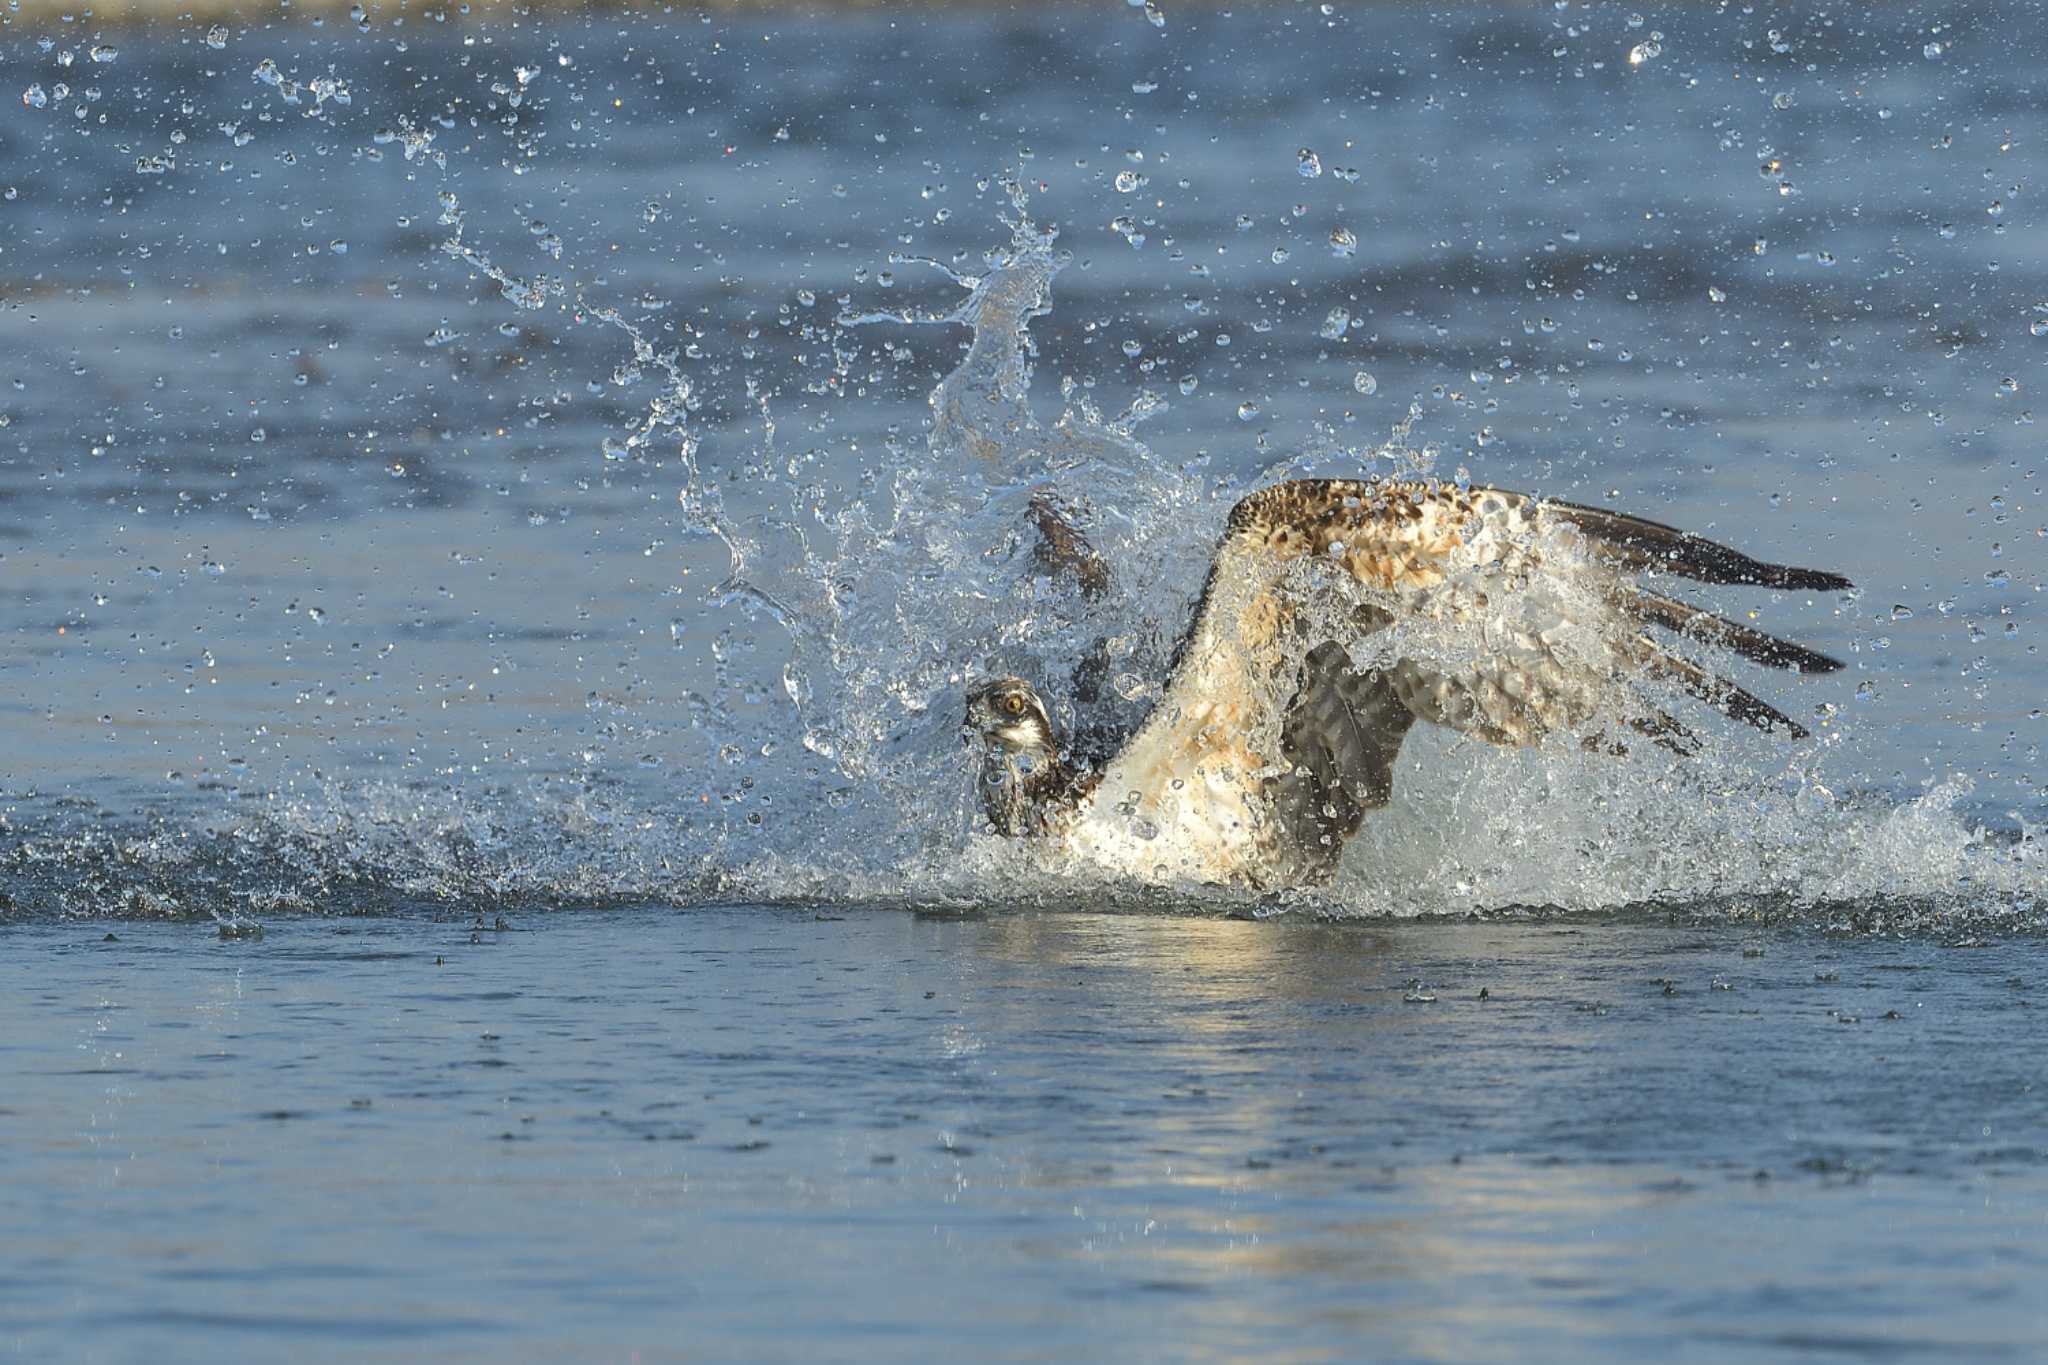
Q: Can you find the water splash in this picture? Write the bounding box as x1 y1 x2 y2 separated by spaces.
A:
0 187 2039 930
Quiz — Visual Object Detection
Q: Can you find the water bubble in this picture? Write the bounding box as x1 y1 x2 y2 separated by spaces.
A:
1352 370 1377 396
1771 90 1794 110
1891 605 1914 621
1236 401 1260 421
206 25 229 49
2030 317 2048 339
1328 226 1357 257
1296 148 1323 178
1997 376 2020 397
1924 41 1944 59
1708 285 1727 304
1113 169 1145 193
1627 39 1662 65
1144 1 1165 27
1988 199 2004 218
1319 307 1351 341
1121 339 1143 358
1270 246 1290 264
1177 375 1198 396
88 44 117 63
21 84 46 110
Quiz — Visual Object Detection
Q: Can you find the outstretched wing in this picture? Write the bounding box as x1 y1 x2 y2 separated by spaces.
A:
1089 478 1850 886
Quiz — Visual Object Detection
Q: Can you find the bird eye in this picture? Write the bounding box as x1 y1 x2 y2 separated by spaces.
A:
1003 694 1025 715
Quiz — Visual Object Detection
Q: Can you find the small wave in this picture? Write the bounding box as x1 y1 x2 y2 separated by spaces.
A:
2 199 2039 933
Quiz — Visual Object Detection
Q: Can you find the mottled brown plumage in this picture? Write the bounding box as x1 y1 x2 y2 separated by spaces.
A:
966 477 1852 890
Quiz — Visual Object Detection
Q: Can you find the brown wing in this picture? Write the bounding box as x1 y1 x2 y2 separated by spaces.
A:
1176 477 1849 731
1120 478 1850 875
1264 642 1418 886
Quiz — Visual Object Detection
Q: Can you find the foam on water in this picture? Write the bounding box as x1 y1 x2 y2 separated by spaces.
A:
0 176 2035 927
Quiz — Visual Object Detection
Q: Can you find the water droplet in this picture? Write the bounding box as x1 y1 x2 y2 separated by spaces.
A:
1236 401 1260 421
1113 169 1145 193
1924 41 1944 59
1177 375 1198 396
1997 376 2020 397
1319 307 1351 341
1352 370 1377 396
1891 605 1914 621
1627 39 1662 65
1270 246 1290 264
20 84 46 110
1328 226 1357 257
1296 148 1323 178
88 44 117 63
1939 223 1958 240
2030 317 2048 339
206 25 229 49
1771 90 1794 110
1708 285 1727 304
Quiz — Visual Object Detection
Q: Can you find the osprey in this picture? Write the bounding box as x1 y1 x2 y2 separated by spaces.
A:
964 478 1852 891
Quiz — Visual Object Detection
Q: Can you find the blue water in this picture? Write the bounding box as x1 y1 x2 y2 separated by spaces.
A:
7 910 2047 1361
2 0 2047 1357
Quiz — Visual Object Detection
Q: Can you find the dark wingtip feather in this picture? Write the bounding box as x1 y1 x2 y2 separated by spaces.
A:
1771 566 1855 593
1550 500 1853 595
1028 491 1112 600
1639 640 1813 741
1630 590 1848 674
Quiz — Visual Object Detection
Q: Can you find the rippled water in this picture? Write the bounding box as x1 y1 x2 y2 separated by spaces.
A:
2 0 2046 1356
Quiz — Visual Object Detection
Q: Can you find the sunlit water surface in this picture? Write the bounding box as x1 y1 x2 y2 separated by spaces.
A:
7 910 2048 1362
3 0 2047 1357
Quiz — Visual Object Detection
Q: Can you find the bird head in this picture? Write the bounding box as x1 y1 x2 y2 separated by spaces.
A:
964 676 1057 757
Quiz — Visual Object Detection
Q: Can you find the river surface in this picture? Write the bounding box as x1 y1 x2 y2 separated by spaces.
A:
2 0 2046 1359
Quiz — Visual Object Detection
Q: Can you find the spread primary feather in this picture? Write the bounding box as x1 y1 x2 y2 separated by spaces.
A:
965 478 1851 890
